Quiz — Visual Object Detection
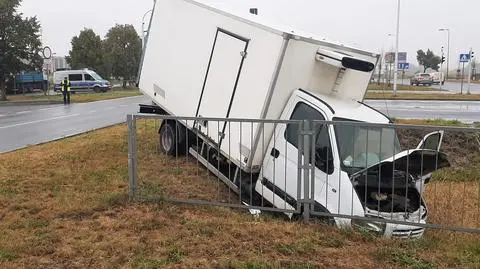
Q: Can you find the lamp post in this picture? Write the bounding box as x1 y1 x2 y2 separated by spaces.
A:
439 28 450 80
393 0 400 96
142 9 153 51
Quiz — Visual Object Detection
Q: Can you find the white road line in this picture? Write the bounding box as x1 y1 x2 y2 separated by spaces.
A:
39 107 59 111
0 114 80 130
15 111 32 115
104 107 115 111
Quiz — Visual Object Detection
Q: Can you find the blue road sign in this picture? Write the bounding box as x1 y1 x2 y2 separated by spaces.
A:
398 63 410 70
460 54 470 63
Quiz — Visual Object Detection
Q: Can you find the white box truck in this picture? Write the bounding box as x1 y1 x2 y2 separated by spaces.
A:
138 0 450 238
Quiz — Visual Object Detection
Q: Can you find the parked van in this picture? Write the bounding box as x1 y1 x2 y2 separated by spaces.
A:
54 69 111 93
138 0 450 238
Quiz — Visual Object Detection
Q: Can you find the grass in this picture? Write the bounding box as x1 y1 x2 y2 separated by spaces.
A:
3 87 142 103
365 92 480 101
0 123 479 268
367 83 441 92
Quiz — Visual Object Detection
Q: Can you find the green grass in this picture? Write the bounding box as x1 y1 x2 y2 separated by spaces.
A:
368 83 440 92
3 87 142 103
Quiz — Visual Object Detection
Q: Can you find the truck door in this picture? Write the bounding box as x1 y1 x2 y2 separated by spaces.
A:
259 100 335 209
195 29 249 145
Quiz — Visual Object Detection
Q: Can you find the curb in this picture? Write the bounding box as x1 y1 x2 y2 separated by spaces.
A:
0 100 64 106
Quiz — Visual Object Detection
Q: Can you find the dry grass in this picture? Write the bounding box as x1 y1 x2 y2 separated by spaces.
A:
4 88 142 103
365 92 480 101
0 123 479 268
367 83 441 92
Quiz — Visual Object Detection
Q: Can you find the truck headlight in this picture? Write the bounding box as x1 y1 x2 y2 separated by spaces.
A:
351 216 386 235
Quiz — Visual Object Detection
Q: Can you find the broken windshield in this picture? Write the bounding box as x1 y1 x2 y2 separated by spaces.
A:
334 118 401 170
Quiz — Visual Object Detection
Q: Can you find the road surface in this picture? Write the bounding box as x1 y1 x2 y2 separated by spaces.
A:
364 100 480 123
398 80 480 94
0 96 149 153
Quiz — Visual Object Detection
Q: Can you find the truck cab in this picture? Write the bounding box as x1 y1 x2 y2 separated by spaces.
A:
258 89 448 238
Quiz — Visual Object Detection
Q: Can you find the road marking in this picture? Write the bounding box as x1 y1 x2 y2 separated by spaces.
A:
0 114 80 130
39 107 59 111
88 110 97 114
15 110 32 115
119 104 128 107
104 107 115 111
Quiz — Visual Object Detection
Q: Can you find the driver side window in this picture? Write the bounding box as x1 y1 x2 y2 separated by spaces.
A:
285 102 334 174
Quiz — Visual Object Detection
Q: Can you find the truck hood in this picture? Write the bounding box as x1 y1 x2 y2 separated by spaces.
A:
351 149 450 179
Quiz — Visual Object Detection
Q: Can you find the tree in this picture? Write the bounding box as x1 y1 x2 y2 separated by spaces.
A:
0 0 43 101
66 28 106 76
416 49 442 73
103 24 142 87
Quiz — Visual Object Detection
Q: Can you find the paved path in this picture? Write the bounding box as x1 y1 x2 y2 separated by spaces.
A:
0 96 149 153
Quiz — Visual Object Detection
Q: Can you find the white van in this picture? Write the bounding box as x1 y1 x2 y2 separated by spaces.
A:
54 69 111 93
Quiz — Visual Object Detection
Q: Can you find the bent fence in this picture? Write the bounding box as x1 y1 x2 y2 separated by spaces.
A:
127 114 480 237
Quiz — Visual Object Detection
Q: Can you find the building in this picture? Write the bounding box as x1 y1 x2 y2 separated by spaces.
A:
43 56 71 74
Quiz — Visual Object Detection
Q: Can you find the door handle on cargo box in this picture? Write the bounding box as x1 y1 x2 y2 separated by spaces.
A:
270 148 280 159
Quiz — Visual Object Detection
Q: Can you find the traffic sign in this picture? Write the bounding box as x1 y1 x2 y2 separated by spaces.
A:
398 63 410 70
459 54 470 63
398 52 407 63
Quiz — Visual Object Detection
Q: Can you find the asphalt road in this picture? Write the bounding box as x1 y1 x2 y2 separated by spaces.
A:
398 80 480 94
0 96 149 153
365 100 480 123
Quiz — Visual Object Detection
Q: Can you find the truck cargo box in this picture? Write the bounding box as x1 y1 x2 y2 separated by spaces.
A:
139 0 379 172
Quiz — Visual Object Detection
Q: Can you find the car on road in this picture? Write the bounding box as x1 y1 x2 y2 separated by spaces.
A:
429 72 445 85
410 73 433 86
54 69 111 93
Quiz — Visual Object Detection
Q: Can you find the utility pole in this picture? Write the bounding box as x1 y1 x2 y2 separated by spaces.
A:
393 0 401 96
467 48 474 95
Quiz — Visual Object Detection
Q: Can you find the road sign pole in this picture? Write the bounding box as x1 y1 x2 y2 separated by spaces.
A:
467 48 472 95
461 62 465 94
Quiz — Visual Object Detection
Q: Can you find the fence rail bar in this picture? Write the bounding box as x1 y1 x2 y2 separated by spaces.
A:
129 114 480 133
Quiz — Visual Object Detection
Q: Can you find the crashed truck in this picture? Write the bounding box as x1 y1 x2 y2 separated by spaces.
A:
138 0 450 238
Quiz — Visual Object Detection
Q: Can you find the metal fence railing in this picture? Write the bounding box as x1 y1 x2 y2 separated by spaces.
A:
127 114 480 238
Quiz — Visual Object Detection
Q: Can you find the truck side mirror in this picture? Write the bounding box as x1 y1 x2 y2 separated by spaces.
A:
417 131 444 151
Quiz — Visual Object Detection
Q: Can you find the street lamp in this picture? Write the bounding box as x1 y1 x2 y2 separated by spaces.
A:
439 28 450 80
142 9 153 50
393 0 401 96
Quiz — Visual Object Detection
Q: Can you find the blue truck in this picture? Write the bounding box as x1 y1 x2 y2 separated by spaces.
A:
14 72 48 93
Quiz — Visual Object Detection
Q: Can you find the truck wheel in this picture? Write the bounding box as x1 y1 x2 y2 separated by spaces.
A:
159 121 187 156
93 86 101 93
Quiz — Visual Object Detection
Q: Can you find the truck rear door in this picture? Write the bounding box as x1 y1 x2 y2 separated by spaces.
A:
195 29 249 145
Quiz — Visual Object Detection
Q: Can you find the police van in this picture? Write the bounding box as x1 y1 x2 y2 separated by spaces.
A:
54 69 111 93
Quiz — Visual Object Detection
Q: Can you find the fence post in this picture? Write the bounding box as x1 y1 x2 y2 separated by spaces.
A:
127 114 138 201
302 120 313 222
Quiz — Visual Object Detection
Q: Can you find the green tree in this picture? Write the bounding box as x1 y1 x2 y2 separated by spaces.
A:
0 0 43 101
416 49 442 73
66 28 106 76
103 24 142 87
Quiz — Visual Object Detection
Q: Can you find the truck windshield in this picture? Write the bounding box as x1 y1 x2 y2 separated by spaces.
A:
334 118 401 169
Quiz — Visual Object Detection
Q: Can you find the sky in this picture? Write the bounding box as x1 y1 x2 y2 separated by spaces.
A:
19 0 480 72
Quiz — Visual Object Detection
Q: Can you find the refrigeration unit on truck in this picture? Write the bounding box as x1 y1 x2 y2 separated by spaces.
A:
138 0 450 238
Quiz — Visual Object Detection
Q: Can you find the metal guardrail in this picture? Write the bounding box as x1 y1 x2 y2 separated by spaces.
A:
127 114 480 237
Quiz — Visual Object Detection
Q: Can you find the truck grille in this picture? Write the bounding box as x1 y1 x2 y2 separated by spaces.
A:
392 228 424 238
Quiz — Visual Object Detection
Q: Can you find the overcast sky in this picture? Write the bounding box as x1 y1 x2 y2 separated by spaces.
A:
19 0 479 71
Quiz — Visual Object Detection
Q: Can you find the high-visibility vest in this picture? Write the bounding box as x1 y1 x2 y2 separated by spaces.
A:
61 80 71 92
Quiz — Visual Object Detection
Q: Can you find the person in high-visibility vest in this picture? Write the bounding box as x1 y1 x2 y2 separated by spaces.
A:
60 77 71 105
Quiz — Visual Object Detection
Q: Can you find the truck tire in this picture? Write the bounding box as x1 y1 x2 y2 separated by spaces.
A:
93 86 101 93
159 121 187 156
